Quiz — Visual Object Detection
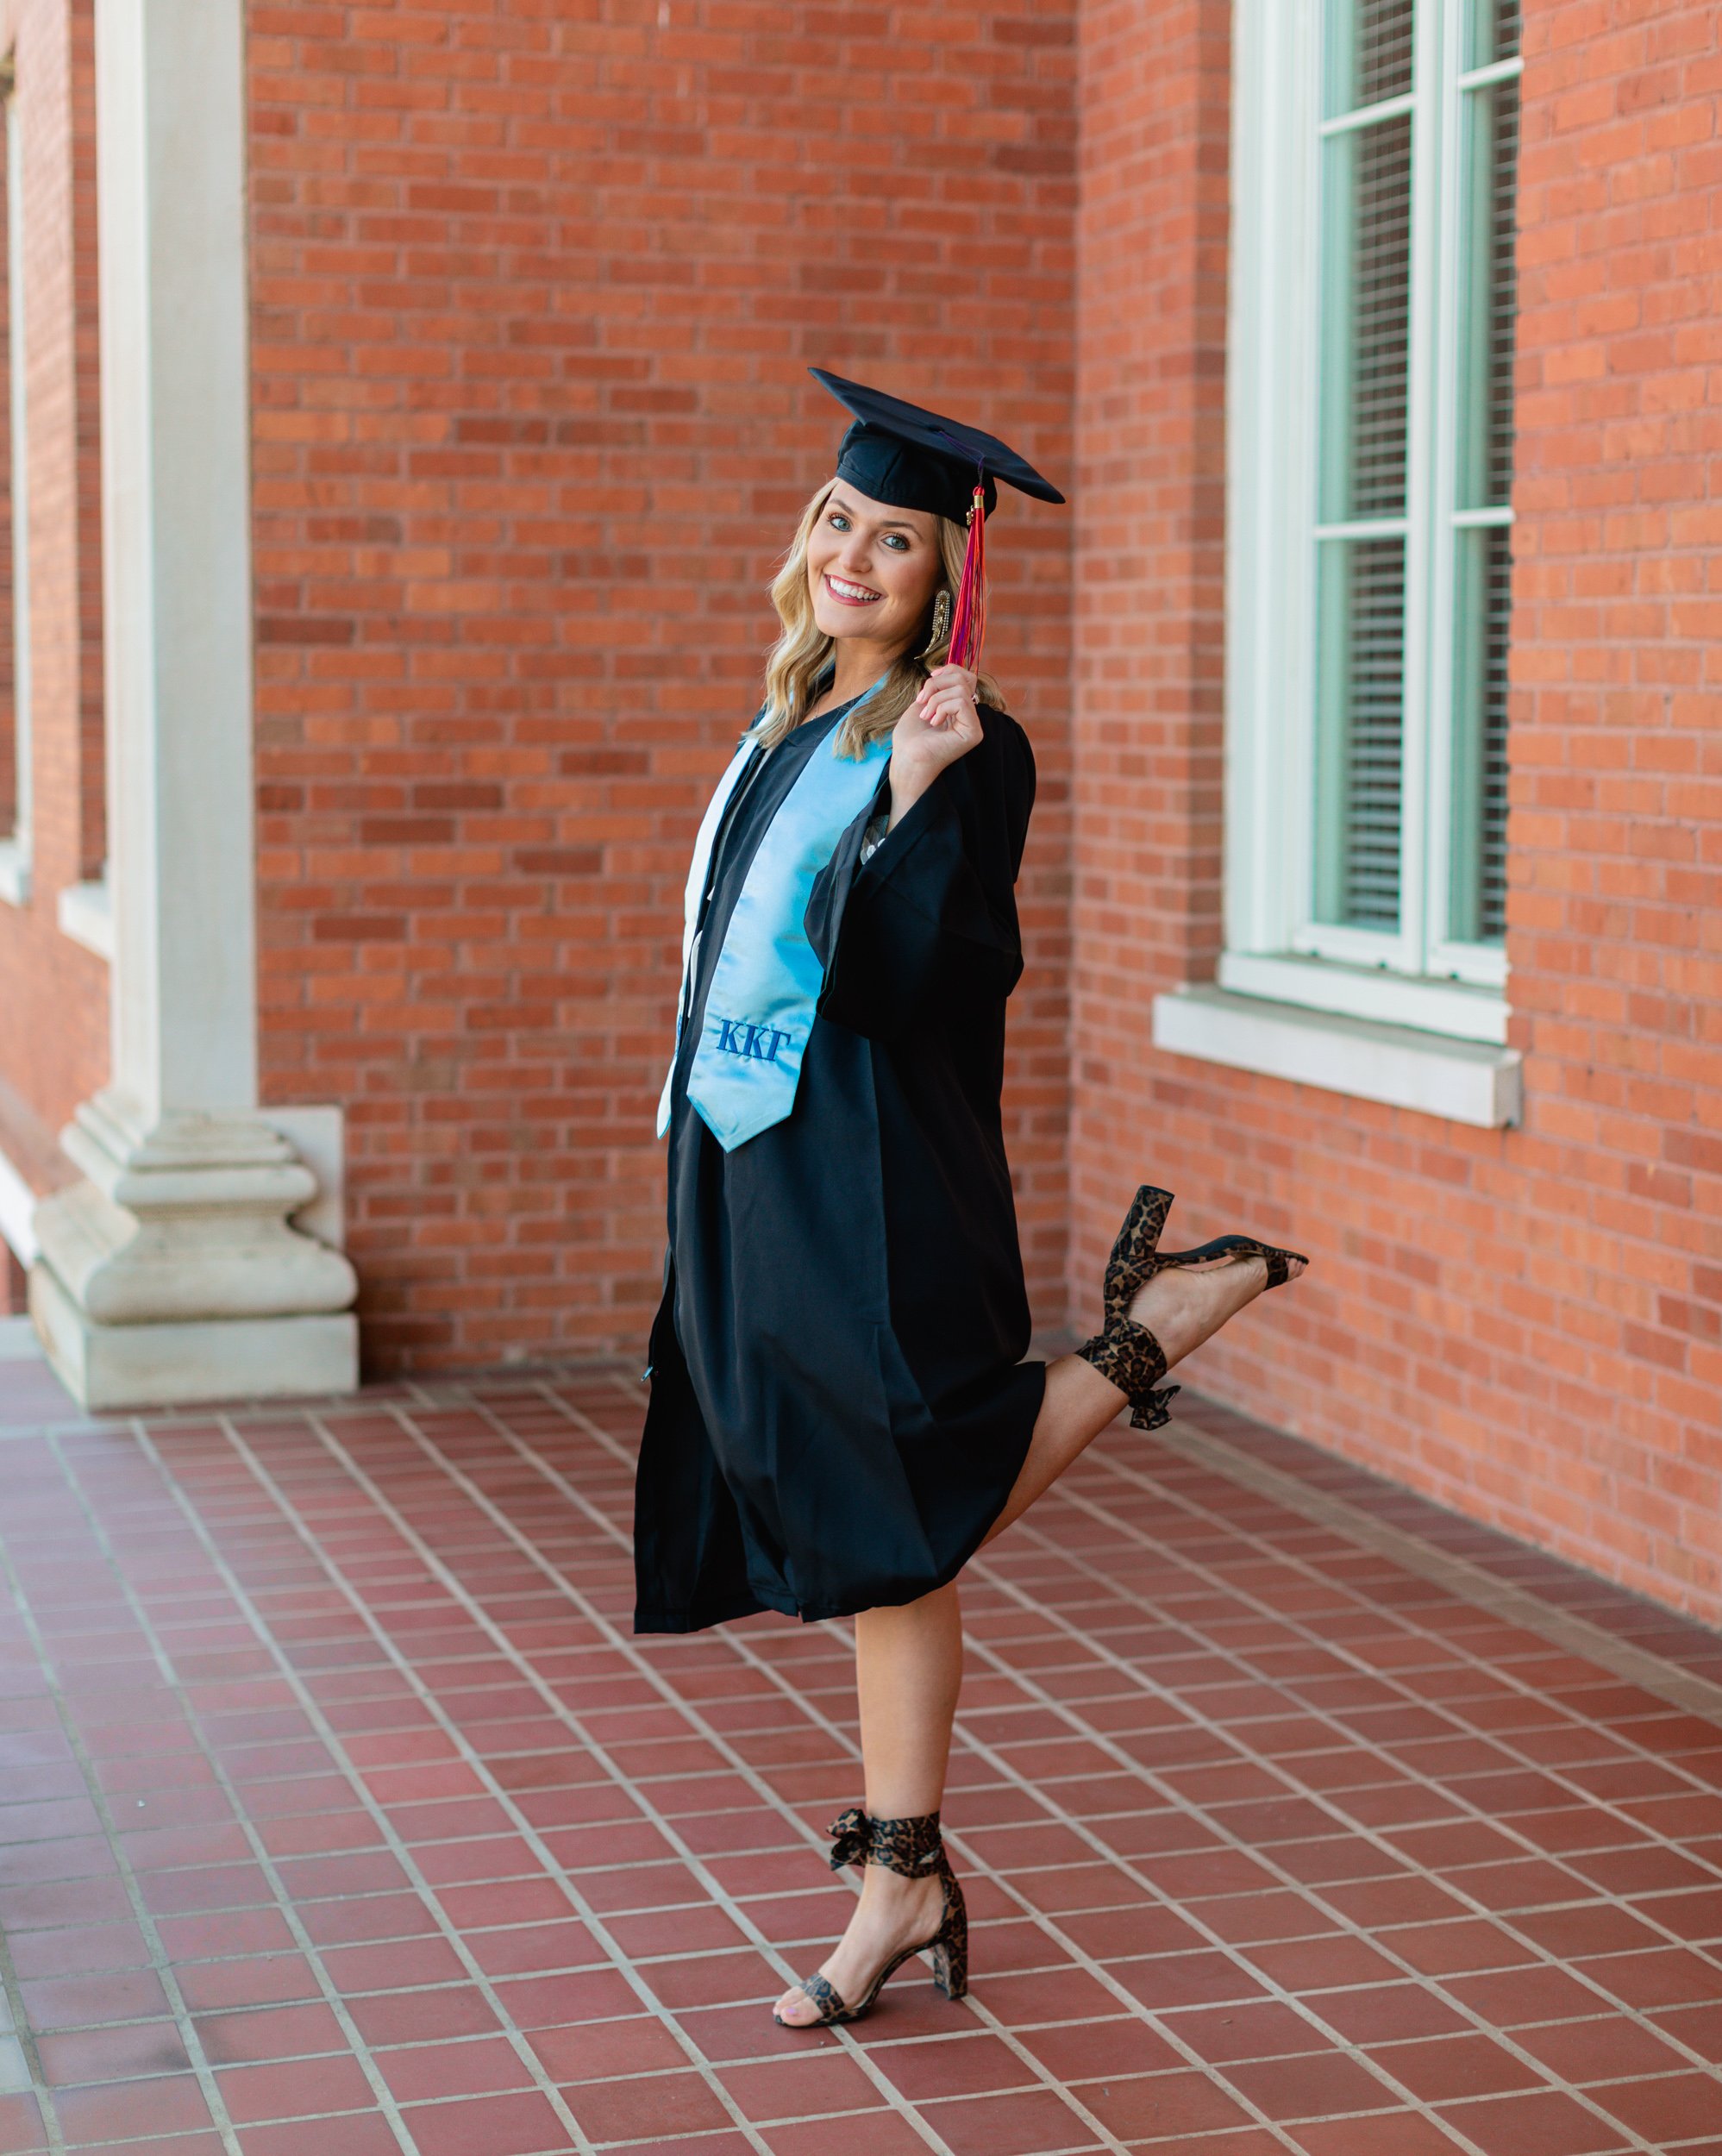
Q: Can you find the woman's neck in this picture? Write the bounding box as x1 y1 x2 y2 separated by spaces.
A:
812 636 911 718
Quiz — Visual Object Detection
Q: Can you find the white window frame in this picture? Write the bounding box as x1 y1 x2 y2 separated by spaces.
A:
1223 0 1521 1044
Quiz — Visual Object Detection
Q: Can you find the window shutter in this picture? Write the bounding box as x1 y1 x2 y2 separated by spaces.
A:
1313 2 1416 932
1448 0 1520 947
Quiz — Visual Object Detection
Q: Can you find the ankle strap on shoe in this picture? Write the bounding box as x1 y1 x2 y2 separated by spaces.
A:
825 1806 945 1878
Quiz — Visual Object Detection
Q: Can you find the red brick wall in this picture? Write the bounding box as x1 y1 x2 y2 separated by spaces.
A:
1069 0 1722 1624
0 76 13 835
248 2 1077 1371
68 0 100 881
5 0 1713 1633
0 0 108 1202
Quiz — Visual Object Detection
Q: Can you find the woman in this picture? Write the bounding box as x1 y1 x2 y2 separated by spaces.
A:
633 370 1306 2029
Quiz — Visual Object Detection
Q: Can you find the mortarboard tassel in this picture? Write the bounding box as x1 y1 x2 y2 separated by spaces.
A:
947 479 988 673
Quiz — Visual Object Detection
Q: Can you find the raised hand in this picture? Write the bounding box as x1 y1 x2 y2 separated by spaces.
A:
887 664 983 827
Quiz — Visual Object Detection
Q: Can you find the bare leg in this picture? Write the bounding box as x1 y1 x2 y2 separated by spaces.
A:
983 1250 1306 1545
773 1583 960 2026
772 1250 1306 2026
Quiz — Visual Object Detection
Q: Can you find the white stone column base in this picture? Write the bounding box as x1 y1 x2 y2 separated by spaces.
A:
30 1263 358 1409
28 1090 360 1409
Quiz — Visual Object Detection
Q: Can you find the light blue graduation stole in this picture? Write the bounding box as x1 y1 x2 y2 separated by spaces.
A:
658 699 892 1152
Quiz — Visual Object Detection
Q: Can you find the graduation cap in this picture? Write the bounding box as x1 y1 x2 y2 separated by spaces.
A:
811 367 1064 672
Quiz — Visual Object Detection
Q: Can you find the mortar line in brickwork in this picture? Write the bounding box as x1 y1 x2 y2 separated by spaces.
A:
474 1386 1487 2156
1162 1417 1722 1727
216 1405 941 2156
0 1518 247 2156
371 1395 1135 2156
573 1369 1722 2120
120 1419 610 2156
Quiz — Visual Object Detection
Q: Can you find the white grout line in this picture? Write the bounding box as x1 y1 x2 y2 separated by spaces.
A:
191 1407 898 2156
961 1520 1686 2154
0 1530 246 2154
573 1371 1722 2141
511 1388 1504 2156
1162 1417 1722 1727
106 1419 604 2156
46 1428 451 2154
985 1457 1722 2078
444 1395 1444 2150
15 1364 1722 2151
0 1921 63 2153
370 1395 1154 2156
1076 1438 1722 1916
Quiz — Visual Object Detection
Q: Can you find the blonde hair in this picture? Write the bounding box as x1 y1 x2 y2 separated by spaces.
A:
755 479 1003 756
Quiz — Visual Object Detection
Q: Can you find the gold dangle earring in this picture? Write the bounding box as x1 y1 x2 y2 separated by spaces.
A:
920 589 953 656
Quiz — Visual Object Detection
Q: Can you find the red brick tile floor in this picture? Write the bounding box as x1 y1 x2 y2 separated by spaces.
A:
3 1339 1722 2154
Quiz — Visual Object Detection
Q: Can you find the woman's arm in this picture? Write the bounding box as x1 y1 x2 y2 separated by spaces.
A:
808 697 1036 1043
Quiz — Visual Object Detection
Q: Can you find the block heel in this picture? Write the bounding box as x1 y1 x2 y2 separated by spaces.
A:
773 1808 970 2028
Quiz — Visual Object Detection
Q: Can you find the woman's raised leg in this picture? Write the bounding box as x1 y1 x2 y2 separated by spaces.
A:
773 1582 961 2026
773 1248 1306 2024
983 1249 1305 1548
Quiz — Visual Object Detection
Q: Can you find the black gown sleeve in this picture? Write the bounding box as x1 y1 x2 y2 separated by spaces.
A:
806 705 1036 1043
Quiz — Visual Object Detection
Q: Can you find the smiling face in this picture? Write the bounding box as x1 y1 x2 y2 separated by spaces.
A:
805 482 945 657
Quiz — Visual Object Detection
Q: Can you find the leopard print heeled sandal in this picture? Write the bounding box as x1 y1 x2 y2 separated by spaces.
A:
773 1807 968 2028
1076 1184 1307 1430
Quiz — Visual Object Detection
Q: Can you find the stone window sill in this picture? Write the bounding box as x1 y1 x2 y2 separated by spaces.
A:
0 837 28 908
57 876 113 962
1152 984 1523 1129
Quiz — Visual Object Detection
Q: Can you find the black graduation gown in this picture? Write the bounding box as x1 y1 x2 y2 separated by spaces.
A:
631 690 1046 1633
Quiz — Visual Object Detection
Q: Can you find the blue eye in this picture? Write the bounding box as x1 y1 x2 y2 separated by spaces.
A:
883 534 909 551
829 513 850 531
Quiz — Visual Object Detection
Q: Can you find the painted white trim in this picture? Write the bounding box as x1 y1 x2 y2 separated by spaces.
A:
1319 89 1417 136
1459 53 1525 92
0 1136 37 1263
1224 0 1321 960
0 831 25 906
1225 0 1517 1001
1154 984 1522 1128
96 0 259 1125
57 874 112 961
1218 950 1507 1044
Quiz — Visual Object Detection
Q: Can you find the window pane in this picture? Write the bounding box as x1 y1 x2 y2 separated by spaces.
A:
1318 111 1413 520
1467 0 1521 68
1450 525 1510 943
1315 538 1405 930
1455 78 1519 511
1326 0 1415 118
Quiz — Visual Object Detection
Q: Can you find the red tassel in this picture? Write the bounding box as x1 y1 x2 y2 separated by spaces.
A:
947 483 987 673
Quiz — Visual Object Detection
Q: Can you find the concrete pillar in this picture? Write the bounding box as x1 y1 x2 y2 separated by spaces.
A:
29 0 356 1407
